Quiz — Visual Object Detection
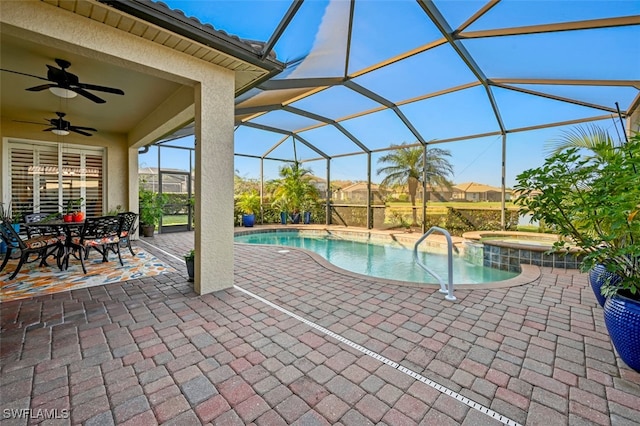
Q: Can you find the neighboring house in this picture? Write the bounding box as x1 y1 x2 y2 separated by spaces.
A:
307 176 328 196
382 184 452 202
425 184 463 202
336 182 383 203
378 182 510 202
453 182 512 202
381 184 418 201
511 188 541 200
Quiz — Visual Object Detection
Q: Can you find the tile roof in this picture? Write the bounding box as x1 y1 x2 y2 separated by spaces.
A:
98 0 282 69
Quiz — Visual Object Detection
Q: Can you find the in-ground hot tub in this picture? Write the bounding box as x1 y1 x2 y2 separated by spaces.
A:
462 231 583 272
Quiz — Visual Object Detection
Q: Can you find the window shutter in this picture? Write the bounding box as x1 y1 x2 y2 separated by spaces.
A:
85 154 104 217
37 148 61 216
8 141 104 218
9 148 34 218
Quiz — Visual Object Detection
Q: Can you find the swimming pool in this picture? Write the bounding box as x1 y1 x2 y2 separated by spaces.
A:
234 230 518 285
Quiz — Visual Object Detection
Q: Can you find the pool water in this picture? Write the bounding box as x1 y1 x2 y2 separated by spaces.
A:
235 231 518 285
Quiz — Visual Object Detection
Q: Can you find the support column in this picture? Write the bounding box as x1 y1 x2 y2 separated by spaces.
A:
501 133 507 230
260 157 264 225
194 73 235 294
128 147 139 239
367 153 372 229
326 159 331 225
422 143 427 234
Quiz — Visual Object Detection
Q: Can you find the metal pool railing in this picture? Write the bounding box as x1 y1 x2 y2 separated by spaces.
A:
413 226 456 301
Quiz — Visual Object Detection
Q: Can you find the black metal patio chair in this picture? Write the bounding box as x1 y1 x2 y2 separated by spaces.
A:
0 220 63 280
117 211 138 256
66 215 124 274
24 212 64 267
24 212 62 238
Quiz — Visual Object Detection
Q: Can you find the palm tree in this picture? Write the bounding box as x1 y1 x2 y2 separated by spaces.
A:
545 123 618 158
272 162 319 220
377 142 454 225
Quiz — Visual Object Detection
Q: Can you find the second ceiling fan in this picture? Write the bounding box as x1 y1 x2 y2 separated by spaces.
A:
1 58 125 104
16 112 97 136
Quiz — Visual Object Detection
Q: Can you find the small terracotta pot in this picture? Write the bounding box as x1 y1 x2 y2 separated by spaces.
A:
73 212 85 222
63 214 73 222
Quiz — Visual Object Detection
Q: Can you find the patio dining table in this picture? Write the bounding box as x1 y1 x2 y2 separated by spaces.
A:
24 219 85 270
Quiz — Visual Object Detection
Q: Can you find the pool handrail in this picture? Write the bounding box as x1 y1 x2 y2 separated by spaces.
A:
413 226 456 301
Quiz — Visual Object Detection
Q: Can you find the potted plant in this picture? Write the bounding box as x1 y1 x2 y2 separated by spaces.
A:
0 202 22 252
0 202 22 226
1 201 22 225
106 205 125 216
61 198 84 222
184 249 195 282
266 179 288 224
301 196 317 224
139 188 167 237
236 191 261 227
514 129 640 371
271 197 288 225
272 162 320 226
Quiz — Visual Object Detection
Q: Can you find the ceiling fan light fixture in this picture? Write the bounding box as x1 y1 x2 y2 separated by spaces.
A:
52 129 70 136
49 87 77 99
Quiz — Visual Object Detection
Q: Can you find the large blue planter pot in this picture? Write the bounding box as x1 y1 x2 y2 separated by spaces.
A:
242 214 255 227
10 224 20 248
603 294 640 372
303 211 311 224
280 212 288 225
290 213 300 224
589 264 622 307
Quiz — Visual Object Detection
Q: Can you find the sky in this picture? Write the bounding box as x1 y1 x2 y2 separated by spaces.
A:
140 0 640 188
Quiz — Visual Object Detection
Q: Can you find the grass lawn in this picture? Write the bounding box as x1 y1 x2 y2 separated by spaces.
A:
162 214 189 226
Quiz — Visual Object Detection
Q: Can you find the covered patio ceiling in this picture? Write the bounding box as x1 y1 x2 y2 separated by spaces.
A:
158 0 640 167
0 0 282 147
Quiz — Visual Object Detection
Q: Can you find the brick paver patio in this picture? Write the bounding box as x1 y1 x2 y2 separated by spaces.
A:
1 228 639 425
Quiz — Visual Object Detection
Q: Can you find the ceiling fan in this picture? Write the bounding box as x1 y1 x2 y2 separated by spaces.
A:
15 112 97 136
1 58 124 104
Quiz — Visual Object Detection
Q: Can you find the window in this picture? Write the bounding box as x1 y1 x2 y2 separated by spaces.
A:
5 140 104 218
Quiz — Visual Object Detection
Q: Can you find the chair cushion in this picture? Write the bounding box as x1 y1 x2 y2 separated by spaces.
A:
72 235 120 247
121 231 128 237
25 235 60 249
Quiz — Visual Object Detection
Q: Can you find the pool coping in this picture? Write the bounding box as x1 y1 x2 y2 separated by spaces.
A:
234 225 541 290
462 230 582 252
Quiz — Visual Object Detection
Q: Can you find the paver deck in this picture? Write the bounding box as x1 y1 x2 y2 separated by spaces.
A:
1 228 639 425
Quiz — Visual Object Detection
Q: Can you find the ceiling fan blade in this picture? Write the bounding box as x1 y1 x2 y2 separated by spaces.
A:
0 68 50 81
70 125 97 132
26 84 56 92
76 83 124 95
13 120 47 125
42 127 56 132
70 128 93 137
74 88 106 104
